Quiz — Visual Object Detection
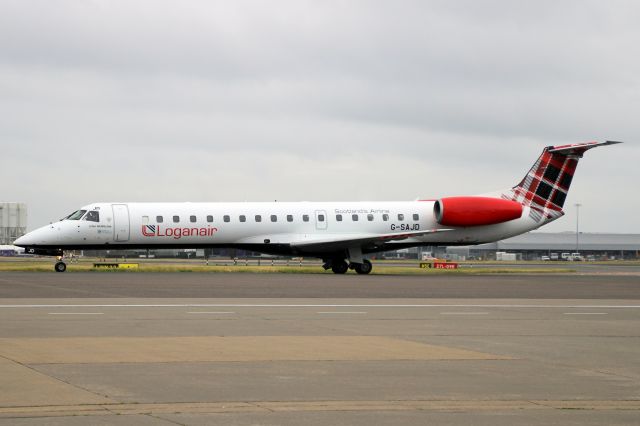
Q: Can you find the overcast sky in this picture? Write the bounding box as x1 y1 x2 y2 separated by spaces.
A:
1 0 638 233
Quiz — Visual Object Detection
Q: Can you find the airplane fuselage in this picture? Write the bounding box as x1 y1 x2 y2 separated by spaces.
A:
20 200 540 257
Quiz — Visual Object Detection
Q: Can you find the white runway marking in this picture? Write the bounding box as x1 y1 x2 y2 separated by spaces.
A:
563 312 608 315
440 312 489 315
48 312 104 315
317 311 367 314
187 311 235 314
0 304 636 309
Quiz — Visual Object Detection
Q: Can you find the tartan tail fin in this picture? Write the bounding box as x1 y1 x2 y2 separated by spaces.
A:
503 141 621 222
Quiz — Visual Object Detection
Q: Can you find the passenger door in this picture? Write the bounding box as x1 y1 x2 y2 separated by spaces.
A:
112 204 130 242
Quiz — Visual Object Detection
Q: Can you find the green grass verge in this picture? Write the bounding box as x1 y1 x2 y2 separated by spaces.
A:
0 261 574 274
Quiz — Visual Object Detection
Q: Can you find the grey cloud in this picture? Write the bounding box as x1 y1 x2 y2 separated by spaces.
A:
0 0 638 232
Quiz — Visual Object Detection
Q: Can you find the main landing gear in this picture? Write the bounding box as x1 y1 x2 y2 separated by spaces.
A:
325 259 372 275
331 260 349 274
352 259 372 275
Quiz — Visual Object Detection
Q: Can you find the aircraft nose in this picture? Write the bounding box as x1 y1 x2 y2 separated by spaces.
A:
13 234 31 247
13 225 58 247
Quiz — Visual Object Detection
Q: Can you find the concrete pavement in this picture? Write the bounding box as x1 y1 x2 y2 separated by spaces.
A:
0 273 638 424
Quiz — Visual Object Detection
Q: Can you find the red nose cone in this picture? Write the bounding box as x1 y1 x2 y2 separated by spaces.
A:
435 197 523 227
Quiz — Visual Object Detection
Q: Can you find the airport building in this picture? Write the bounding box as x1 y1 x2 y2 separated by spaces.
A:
0 202 27 245
439 232 640 261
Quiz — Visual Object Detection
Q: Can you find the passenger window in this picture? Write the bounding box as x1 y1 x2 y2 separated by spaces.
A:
206 215 213 223
367 214 374 221
271 215 277 222
352 214 359 221
173 215 180 223
318 214 325 222
223 215 230 223
84 211 100 222
190 215 196 223
157 215 164 223
413 214 419 221
398 214 404 221
302 214 309 222
287 214 293 222
382 214 389 221
239 215 246 222
336 214 342 222
255 215 262 222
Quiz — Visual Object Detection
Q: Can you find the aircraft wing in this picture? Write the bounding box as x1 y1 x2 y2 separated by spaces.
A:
289 228 453 253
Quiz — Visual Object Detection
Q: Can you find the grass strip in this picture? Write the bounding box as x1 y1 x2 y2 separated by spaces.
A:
0 261 574 275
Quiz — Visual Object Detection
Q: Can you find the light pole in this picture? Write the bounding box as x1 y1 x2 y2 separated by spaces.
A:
574 203 582 253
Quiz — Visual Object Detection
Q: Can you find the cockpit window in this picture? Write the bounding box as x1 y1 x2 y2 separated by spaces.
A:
64 210 87 220
83 211 100 222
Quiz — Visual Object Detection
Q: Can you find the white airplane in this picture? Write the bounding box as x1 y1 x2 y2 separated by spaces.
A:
15 141 620 273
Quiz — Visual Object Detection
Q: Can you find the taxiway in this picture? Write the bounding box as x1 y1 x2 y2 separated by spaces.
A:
0 272 638 425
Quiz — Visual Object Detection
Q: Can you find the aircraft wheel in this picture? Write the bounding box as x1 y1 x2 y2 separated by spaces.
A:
354 259 372 275
331 260 349 274
54 261 67 273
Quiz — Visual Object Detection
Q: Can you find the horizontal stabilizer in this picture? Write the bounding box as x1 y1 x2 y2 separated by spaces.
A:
548 140 622 156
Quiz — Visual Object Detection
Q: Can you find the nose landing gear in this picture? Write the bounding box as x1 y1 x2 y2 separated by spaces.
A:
54 253 67 272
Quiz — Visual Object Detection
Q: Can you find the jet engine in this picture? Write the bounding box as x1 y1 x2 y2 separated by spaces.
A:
434 197 523 227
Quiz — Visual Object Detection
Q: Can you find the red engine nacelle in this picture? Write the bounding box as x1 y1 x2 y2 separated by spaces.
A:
434 197 523 227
